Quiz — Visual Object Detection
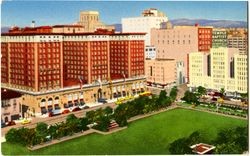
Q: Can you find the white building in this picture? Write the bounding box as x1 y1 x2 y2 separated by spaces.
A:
189 47 247 93
122 8 168 45
145 46 156 59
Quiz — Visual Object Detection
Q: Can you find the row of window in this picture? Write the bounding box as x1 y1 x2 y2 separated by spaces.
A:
38 42 60 47
40 69 60 75
64 42 87 46
38 48 60 53
157 33 192 39
199 29 212 33
39 82 60 88
39 59 60 64
39 64 60 69
39 75 60 80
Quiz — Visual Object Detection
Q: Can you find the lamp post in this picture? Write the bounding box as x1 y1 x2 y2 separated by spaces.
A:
122 72 126 97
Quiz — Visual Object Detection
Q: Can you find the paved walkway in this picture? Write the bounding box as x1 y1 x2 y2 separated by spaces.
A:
178 105 247 120
28 126 128 150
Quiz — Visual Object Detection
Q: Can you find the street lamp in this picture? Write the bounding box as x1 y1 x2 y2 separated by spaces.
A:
122 72 126 97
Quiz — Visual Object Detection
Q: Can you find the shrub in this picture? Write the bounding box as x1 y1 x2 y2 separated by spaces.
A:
5 128 18 143
35 122 48 143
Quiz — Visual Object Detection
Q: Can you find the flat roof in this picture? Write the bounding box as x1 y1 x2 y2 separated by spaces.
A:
1 89 22 100
2 32 146 36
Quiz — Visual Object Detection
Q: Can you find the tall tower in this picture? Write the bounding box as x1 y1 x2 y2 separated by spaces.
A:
78 11 102 32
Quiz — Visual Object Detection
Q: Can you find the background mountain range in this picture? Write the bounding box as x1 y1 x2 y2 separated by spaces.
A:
2 19 247 33
170 18 247 28
114 19 247 32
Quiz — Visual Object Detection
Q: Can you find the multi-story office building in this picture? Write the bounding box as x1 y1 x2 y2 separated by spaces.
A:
1 26 146 115
145 58 176 88
212 28 227 48
227 28 248 54
78 11 114 32
189 47 247 93
151 25 213 82
122 8 168 45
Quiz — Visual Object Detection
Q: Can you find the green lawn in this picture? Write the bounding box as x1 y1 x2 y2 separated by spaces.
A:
2 108 247 155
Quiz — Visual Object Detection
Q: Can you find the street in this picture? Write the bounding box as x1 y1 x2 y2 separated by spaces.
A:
1 102 117 137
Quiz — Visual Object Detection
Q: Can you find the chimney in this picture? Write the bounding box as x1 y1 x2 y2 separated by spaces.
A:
31 21 35 28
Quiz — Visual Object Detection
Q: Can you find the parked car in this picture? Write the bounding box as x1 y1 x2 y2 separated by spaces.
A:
48 109 61 117
1 123 6 128
98 98 108 104
211 97 217 101
21 119 31 125
83 106 90 109
6 120 16 126
79 104 86 109
62 109 70 114
72 107 81 112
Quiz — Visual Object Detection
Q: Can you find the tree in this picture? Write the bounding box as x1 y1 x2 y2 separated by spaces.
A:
93 115 110 132
215 143 242 154
104 106 113 116
48 124 58 139
5 128 18 143
170 86 178 101
197 86 206 96
78 117 89 131
66 114 80 133
169 138 193 154
86 110 96 123
181 91 199 105
240 93 248 99
220 88 225 97
159 90 167 101
66 114 77 123
17 127 32 145
187 131 202 145
213 126 248 154
35 122 48 143
114 104 128 127
156 90 169 108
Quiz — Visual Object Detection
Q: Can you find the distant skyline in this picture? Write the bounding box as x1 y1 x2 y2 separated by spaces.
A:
1 1 248 27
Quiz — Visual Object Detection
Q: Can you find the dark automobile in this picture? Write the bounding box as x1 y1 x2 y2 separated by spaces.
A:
72 107 81 112
98 98 108 104
6 120 16 126
211 97 217 101
1 123 6 128
83 106 90 109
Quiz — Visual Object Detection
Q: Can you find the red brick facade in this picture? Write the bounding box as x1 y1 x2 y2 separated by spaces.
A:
110 40 129 79
1 43 8 83
130 40 145 77
198 27 213 52
1 26 145 92
9 42 35 89
38 42 61 90
63 41 88 87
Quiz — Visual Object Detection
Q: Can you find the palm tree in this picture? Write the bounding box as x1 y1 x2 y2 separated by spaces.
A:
220 88 225 99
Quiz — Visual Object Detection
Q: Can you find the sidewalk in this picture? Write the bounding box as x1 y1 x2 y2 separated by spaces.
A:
178 105 247 120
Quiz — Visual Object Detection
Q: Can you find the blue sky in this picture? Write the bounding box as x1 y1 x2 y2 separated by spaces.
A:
1 1 248 27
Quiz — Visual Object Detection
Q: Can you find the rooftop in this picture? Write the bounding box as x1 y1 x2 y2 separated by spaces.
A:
1 89 22 100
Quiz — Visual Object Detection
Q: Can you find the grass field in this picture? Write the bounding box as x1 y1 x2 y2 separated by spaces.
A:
1 108 247 155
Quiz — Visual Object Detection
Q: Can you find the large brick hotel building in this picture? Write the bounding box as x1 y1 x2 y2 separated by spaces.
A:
1 25 146 115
